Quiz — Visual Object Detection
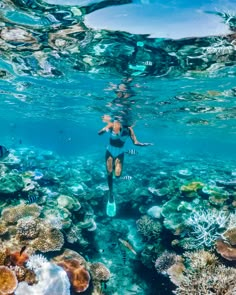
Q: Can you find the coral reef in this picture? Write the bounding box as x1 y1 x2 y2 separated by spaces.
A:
184 209 230 248
1 204 42 225
52 249 90 292
155 251 180 275
0 265 18 294
15 262 70 295
136 215 162 240
89 262 111 282
31 226 64 252
173 250 236 295
215 239 236 261
16 217 39 240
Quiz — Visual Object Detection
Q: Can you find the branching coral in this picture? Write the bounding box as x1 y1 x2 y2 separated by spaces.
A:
26 254 48 270
136 215 162 240
173 250 236 295
184 209 229 249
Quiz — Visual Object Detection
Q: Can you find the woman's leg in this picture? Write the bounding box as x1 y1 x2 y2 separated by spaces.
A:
105 150 114 202
114 153 124 177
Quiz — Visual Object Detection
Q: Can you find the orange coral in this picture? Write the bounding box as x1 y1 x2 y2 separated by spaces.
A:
53 249 90 293
58 259 90 293
0 266 18 294
9 250 29 266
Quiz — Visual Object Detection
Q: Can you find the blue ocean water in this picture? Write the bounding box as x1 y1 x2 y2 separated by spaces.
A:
0 1 236 295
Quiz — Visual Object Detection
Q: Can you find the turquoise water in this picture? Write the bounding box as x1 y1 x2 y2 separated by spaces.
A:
0 1 236 295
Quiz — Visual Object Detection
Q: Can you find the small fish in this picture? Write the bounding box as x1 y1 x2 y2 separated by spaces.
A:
0 145 9 159
125 149 138 155
119 247 127 265
20 246 27 256
118 238 137 255
27 194 38 204
121 175 133 180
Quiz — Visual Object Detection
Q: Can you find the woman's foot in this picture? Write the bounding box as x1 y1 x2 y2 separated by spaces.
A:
106 195 116 217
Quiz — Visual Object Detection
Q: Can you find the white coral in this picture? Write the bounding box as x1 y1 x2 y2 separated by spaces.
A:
185 209 230 248
26 254 48 271
15 262 70 295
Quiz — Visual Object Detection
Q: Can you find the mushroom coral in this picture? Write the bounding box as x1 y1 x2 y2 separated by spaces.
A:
0 266 18 294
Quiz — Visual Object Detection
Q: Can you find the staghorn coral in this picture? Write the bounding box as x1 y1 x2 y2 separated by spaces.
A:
0 265 18 294
1 204 42 225
89 262 110 282
183 250 219 270
136 215 162 240
16 217 39 240
173 259 236 295
184 209 230 249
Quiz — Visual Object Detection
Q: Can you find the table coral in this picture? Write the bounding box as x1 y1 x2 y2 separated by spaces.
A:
1 204 42 225
215 239 236 261
180 181 204 192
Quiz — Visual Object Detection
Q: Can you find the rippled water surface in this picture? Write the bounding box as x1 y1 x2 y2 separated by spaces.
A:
0 1 236 295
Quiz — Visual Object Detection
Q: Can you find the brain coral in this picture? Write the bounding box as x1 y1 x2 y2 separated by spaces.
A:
1 204 41 224
0 265 18 294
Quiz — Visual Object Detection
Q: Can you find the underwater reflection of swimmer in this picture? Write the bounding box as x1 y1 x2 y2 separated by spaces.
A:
98 118 153 217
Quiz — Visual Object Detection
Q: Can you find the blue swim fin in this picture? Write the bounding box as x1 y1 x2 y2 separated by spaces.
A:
106 200 116 217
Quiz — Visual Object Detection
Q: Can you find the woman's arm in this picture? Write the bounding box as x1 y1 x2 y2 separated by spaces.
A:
98 122 113 135
128 127 153 146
